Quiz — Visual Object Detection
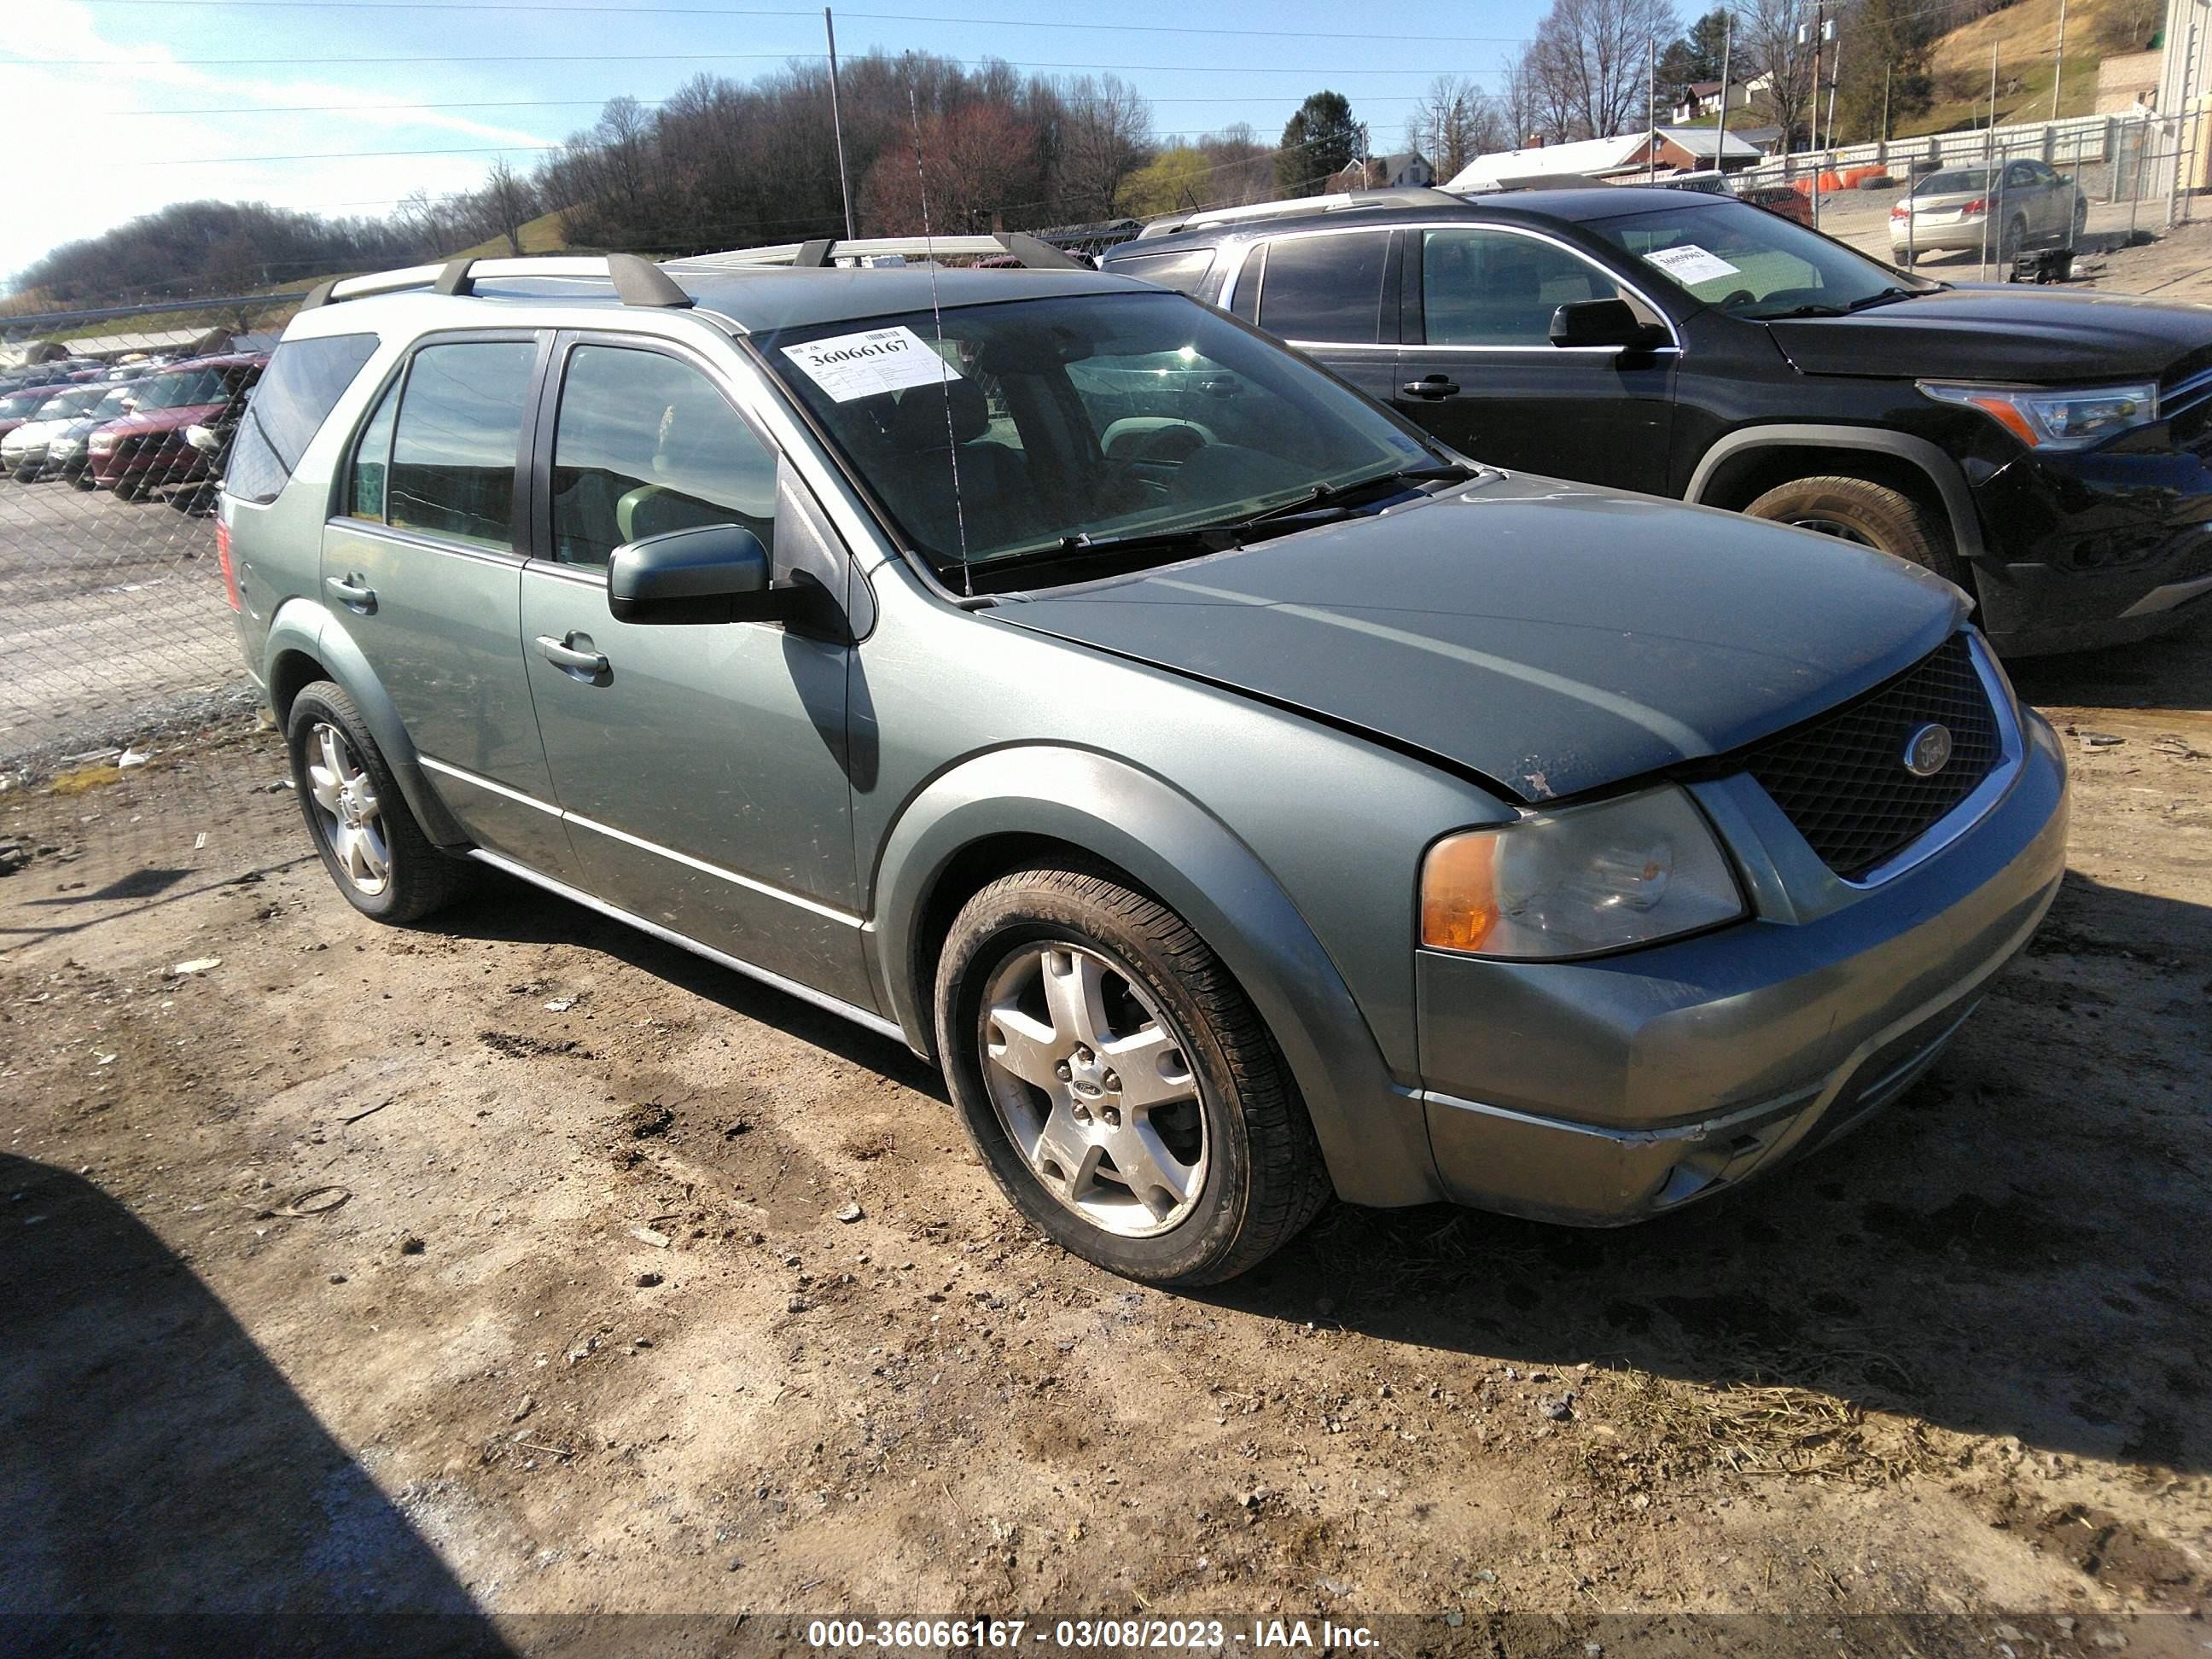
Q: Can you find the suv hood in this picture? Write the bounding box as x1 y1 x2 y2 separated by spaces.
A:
992 474 1965 804
1768 285 2212 381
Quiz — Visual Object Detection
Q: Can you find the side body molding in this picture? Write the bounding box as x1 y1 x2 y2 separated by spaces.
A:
260 597 469 847
868 745 1443 1208
1685 423 1989 564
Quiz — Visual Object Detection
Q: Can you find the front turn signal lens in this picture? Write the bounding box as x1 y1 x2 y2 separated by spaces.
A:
1420 830 1500 952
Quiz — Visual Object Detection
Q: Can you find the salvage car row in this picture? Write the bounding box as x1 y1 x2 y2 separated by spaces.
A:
0 350 264 502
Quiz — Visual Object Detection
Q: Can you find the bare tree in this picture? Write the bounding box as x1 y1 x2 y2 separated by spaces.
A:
1499 56 1545 149
480 159 538 257
1053 75 1155 218
1406 74 1509 179
1731 0 1816 149
1522 0 1680 140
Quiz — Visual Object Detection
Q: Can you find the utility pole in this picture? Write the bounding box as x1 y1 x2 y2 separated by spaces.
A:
1649 33 1658 181
1716 11 1732 154
2052 0 2069 120
1983 38 2000 279
1802 1 1831 226
1882 63 1892 143
1826 32 1845 149
825 7 855 241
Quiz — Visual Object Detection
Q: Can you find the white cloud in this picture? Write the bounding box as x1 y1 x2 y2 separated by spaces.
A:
0 1 561 289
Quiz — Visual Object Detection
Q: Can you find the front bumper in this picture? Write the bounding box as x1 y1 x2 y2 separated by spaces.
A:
1970 444 2212 655
1415 701 2069 1225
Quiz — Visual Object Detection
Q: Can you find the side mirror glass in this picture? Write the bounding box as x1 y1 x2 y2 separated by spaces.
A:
1550 297 1669 352
607 522 778 625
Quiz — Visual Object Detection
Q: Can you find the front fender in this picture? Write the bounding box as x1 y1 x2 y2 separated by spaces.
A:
264 598 468 847
870 745 1442 1208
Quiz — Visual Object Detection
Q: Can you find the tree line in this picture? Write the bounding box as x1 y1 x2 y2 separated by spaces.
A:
7 0 2049 310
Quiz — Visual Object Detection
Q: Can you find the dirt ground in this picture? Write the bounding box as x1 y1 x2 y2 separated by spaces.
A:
3 619 2209 1655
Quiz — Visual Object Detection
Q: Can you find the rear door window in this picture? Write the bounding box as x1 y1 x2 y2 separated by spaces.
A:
1254 232 1390 343
384 340 537 550
226 334 375 504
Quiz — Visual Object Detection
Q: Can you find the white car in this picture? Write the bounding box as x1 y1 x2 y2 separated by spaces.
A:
6 381 138 482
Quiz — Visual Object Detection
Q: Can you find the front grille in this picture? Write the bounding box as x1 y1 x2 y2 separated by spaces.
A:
1743 632 2002 881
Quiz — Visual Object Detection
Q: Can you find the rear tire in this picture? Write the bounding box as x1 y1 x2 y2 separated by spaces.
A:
1743 474 1970 589
286 680 469 925
1999 215 2026 264
934 866 1330 1286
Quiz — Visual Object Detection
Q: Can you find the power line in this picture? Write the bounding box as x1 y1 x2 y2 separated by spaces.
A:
20 51 1506 71
70 0 1532 44
111 90 1452 118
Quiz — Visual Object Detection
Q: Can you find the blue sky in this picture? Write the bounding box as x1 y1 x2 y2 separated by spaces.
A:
0 0 1550 287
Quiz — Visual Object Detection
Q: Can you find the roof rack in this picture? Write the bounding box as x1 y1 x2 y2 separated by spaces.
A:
300 253 693 311
672 231 1082 271
1132 186 1464 240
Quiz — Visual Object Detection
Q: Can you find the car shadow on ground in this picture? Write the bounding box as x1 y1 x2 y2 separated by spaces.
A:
0 1154 512 1651
1207 866 2212 1479
440 867 947 1101
2007 616 2212 717
439 835 2210 1483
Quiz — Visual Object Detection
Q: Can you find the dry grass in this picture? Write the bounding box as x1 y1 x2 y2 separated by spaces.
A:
1609 1363 1941 1486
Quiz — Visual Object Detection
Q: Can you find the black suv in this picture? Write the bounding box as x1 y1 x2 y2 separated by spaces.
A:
1103 186 2212 655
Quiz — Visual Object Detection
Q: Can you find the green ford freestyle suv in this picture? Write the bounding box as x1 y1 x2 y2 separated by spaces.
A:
219 248 2069 1285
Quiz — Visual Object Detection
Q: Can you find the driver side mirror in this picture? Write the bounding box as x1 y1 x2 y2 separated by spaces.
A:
183 424 221 454
608 522 782 626
1550 298 1669 352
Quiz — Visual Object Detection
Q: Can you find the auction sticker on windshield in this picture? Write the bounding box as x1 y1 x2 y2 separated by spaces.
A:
1642 243 1743 286
782 326 964 403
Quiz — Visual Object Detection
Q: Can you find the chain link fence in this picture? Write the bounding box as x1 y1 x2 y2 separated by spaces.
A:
1725 107 2212 282
0 295 303 771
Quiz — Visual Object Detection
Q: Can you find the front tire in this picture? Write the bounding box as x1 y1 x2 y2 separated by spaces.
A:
1743 474 1969 589
286 681 469 925
934 867 1330 1286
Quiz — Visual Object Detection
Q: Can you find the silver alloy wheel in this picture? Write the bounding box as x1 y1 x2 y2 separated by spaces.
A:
305 720 391 896
977 943 1208 1238
1789 515 1877 548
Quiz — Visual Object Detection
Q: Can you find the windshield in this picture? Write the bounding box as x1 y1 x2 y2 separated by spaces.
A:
132 365 240 411
756 290 1435 580
1591 198 1931 318
1916 169 1991 196
40 387 109 419
90 387 134 419
1 391 46 417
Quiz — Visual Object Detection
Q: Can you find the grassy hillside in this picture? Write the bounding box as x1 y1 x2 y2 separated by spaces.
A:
1900 0 2129 135
443 207 573 262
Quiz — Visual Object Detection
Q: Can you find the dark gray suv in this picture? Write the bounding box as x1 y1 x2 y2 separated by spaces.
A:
218 249 2069 1285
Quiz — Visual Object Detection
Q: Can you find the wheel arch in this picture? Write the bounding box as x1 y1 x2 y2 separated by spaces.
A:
262 599 469 847
1685 425 1986 570
870 745 1442 1208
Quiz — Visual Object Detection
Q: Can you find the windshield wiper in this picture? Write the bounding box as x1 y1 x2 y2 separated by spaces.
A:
1845 285 1919 311
1228 461 1480 530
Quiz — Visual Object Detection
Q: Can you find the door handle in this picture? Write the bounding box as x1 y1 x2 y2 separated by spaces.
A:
1401 375 1460 399
325 573 375 612
534 633 609 679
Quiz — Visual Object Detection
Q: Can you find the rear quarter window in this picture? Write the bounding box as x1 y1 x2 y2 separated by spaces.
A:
1104 247 1217 296
225 334 377 505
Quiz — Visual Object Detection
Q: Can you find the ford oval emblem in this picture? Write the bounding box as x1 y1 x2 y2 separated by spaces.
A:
1903 722 1953 777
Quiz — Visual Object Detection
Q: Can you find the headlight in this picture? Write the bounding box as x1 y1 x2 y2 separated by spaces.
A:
1420 784 1745 959
1919 380 2158 451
